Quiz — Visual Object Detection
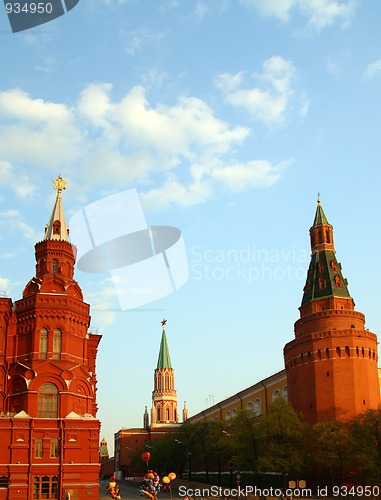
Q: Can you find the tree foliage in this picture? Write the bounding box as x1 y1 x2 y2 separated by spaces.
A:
129 405 381 489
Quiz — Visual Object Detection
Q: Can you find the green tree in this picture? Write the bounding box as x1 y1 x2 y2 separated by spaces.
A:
225 409 261 478
310 420 352 487
257 399 307 477
350 408 381 485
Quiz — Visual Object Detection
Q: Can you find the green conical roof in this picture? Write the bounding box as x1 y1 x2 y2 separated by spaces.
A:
301 251 351 305
312 199 329 226
301 199 351 305
156 329 172 369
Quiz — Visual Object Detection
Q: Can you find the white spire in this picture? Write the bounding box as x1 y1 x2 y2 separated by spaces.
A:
44 176 70 241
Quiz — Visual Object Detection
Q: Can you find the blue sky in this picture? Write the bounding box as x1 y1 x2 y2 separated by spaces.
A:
1 0 381 454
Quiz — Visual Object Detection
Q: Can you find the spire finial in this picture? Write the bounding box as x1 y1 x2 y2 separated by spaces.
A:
161 319 167 330
317 192 321 205
52 175 68 198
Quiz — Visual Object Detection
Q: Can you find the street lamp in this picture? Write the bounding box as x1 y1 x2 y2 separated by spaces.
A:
175 439 191 488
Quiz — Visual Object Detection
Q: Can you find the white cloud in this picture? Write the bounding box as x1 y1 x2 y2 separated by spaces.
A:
0 161 38 198
216 56 301 125
212 159 291 192
0 277 11 293
84 278 119 327
122 27 166 56
241 0 357 30
0 80 289 209
364 59 381 80
0 89 84 167
0 208 38 241
193 2 209 22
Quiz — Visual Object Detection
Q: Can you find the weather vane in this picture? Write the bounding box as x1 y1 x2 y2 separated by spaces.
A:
161 319 167 329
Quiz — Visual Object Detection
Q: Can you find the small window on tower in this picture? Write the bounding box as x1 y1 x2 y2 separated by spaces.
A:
53 220 61 235
334 274 342 288
318 276 326 289
52 260 58 273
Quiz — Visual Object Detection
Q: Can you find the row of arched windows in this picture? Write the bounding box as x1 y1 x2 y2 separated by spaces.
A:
224 386 288 420
156 403 176 422
155 372 174 391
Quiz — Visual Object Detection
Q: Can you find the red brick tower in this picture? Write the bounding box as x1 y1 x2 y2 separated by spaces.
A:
284 198 380 424
0 176 102 500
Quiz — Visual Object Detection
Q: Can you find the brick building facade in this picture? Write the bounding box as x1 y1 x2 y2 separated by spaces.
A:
0 177 101 500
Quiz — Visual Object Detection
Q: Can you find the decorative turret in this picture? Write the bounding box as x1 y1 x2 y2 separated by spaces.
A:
143 406 149 428
182 401 188 422
284 198 380 424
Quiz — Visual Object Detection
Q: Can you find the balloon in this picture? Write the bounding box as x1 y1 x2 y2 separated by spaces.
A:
168 472 176 481
142 451 151 464
162 476 170 484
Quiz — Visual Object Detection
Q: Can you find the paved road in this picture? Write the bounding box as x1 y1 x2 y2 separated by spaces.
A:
99 479 144 499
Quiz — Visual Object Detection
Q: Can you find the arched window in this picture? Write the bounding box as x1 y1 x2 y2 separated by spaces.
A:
246 401 253 412
336 346 341 358
35 438 43 458
225 411 231 420
166 408 170 421
345 346 350 357
157 406 161 421
254 398 262 416
53 220 61 235
326 347 330 359
50 438 59 458
53 329 61 359
52 259 59 273
272 389 281 402
282 386 288 399
38 383 58 418
232 408 238 418
39 328 48 359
